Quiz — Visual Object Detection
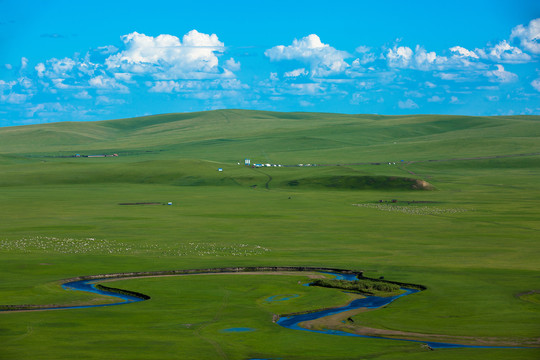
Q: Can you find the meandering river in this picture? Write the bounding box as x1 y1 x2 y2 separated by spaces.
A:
4 270 528 349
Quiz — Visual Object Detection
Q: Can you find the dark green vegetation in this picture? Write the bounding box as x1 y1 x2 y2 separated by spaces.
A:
310 278 401 295
1 110 539 359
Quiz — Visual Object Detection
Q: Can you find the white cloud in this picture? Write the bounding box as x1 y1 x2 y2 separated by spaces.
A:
299 100 314 107
405 90 423 98
425 81 436 88
105 30 231 80
34 57 97 80
1 92 27 104
289 83 325 95
0 79 33 104
35 63 46 77
18 76 33 89
148 78 248 94
386 45 413 68
476 40 532 63
485 64 518 83
0 80 16 89
89 75 129 92
450 96 460 104
437 72 462 81
5 64 13 70
450 46 479 59
387 45 454 70
351 92 369 104
114 73 133 82
398 99 418 109
96 96 125 105
74 90 92 99
476 85 499 90
148 80 179 93
427 95 444 102
97 45 119 55
224 58 241 71
510 18 540 54
25 102 67 117
21 57 28 70
353 46 377 65
265 34 350 77
487 95 499 102
532 78 540 92
50 58 76 76
284 68 308 78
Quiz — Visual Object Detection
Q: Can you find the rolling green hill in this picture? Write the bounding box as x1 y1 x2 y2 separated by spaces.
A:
1 110 539 163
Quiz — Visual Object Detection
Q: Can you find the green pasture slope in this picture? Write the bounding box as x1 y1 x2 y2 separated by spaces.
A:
0 109 539 359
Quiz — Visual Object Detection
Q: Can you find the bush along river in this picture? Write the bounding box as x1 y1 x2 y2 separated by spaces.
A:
0 267 533 349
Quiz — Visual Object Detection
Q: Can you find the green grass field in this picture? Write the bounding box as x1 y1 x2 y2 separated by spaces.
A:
1 110 539 359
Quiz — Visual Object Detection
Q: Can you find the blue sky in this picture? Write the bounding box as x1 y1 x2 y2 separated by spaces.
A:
1 0 539 126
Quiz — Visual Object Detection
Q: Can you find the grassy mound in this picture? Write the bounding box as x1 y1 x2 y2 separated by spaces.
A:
284 175 433 190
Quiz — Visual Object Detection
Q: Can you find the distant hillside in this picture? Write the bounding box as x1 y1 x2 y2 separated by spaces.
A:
1 110 539 165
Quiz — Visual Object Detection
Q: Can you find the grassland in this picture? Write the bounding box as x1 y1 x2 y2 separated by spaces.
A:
0 110 539 359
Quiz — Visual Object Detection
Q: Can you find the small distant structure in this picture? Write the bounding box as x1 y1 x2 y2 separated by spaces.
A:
245 159 251 166
75 154 81 157
218 168 223 172
87 154 118 158
167 202 173 205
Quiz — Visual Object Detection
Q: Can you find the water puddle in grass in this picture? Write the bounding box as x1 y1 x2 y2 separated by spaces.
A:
221 327 255 332
265 294 299 302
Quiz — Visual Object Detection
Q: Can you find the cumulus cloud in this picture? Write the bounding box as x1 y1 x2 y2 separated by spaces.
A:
264 34 350 77
485 64 518 83
105 30 231 80
284 68 308 78
449 46 479 59
476 40 532 63
398 99 418 109
510 18 540 54
387 45 460 71
224 58 241 71
35 56 99 81
532 78 540 92
386 45 414 68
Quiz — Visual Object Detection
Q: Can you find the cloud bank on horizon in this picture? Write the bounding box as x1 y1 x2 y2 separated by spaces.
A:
0 11 539 125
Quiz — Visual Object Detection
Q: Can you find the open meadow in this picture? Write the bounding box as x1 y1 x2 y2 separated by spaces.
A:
1 110 539 359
